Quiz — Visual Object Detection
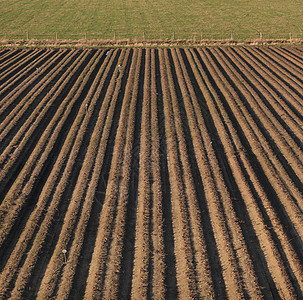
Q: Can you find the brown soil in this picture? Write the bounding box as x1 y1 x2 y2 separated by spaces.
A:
0 46 302 299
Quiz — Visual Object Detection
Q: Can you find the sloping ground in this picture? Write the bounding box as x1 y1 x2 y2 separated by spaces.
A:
0 46 302 299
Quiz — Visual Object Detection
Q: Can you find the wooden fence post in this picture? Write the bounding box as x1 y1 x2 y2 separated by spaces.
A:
259 32 262 39
143 31 145 40
84 32 87 40
201 32 203 40
172 31 175 40
289 32 292 41
26 31 29 40
231 32 233 40
56 32 58 40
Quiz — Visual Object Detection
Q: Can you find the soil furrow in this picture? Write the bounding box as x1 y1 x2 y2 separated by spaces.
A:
191 47 300 298
175 47 263 298
6 50 113 300
0 50 74 155
0 46 302 298
83 48 142 299
212 47 303 186
0 50 95 250
0 50 87 202
0 50 106 299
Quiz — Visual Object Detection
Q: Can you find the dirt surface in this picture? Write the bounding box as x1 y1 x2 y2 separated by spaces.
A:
0 46 302 299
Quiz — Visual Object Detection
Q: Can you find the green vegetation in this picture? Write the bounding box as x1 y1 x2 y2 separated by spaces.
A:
0 0 302 40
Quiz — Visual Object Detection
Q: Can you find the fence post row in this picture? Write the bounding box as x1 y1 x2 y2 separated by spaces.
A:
3 30 300 41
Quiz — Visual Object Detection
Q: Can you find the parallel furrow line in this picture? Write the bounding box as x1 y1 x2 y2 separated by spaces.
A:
175 47 262 298
213 48 303 182
199 47 303 250
83 48 139 299
0 50 94 249
0 50 115 299
190 47 299 298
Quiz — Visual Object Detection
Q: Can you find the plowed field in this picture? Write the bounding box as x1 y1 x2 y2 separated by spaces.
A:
0 46 303 299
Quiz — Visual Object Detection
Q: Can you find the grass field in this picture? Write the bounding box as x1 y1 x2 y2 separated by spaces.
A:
0 0 302 40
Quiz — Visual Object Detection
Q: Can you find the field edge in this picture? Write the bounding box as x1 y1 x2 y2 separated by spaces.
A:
1 38 303 49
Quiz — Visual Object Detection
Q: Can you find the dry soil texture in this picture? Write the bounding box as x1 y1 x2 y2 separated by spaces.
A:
0 46 303 299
